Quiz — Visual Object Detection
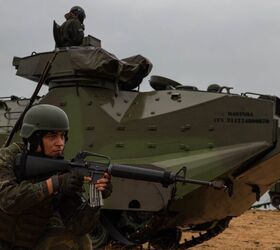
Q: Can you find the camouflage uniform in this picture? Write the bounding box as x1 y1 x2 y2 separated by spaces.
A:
0 143 100 249
59 15 85 47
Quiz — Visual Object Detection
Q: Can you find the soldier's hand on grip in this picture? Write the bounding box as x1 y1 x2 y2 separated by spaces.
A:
58 172 84 196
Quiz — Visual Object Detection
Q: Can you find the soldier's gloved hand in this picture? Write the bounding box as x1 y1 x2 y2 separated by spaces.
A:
58 172 84 196
46 172 83 196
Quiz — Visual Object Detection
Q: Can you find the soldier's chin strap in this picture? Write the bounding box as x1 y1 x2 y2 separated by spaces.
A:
24 131 46 155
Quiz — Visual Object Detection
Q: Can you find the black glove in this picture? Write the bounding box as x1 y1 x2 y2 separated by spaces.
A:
58 172 84 196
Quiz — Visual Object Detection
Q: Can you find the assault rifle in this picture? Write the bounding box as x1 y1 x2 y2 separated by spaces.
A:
15 151 226 207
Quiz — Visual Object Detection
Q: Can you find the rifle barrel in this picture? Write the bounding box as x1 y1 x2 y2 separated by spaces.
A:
108 164 173 186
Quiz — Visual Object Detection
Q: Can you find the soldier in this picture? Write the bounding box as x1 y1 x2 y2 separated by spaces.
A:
0 104 112 249
54 6 86 47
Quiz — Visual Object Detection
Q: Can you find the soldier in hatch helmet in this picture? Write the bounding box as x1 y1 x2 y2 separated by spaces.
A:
54 6 86 47
69 6 86 23
0 104 112 250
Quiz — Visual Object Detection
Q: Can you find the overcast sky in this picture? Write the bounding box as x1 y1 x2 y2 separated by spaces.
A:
1 0 280 97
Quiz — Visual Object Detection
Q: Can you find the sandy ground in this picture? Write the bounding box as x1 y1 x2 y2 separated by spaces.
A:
187 210 280 249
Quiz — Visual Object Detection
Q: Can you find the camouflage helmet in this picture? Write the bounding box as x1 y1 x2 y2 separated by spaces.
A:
70 6 86 21
20 104 69 139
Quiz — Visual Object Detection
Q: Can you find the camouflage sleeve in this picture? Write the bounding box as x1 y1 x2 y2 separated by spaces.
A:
0 146 50 214
59 194 100 235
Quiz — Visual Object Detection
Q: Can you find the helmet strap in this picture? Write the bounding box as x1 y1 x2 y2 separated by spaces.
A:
39 138 45 155
25 131 46 154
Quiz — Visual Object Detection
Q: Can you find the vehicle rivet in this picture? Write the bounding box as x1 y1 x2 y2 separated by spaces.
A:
86 126 95 131
181 124 191 131
147 143 157 148
150 111 155 115
180 144 186 150
116 143 125 148
180 144 190 151
171 93 181 100
148 125 157 131
208 143 214 149
117 112 122 116
117 126 125 131
155 97 160 101
124 99 128 103
209 126 214 131
88 143 93 148
87 101 93 106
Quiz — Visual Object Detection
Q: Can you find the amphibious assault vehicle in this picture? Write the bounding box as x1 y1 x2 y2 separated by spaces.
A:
1 35 280 248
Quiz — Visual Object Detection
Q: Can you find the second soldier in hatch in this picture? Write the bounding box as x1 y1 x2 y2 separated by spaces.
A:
54 6 86 47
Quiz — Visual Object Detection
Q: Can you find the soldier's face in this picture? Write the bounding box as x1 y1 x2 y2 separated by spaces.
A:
38 131 65 157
